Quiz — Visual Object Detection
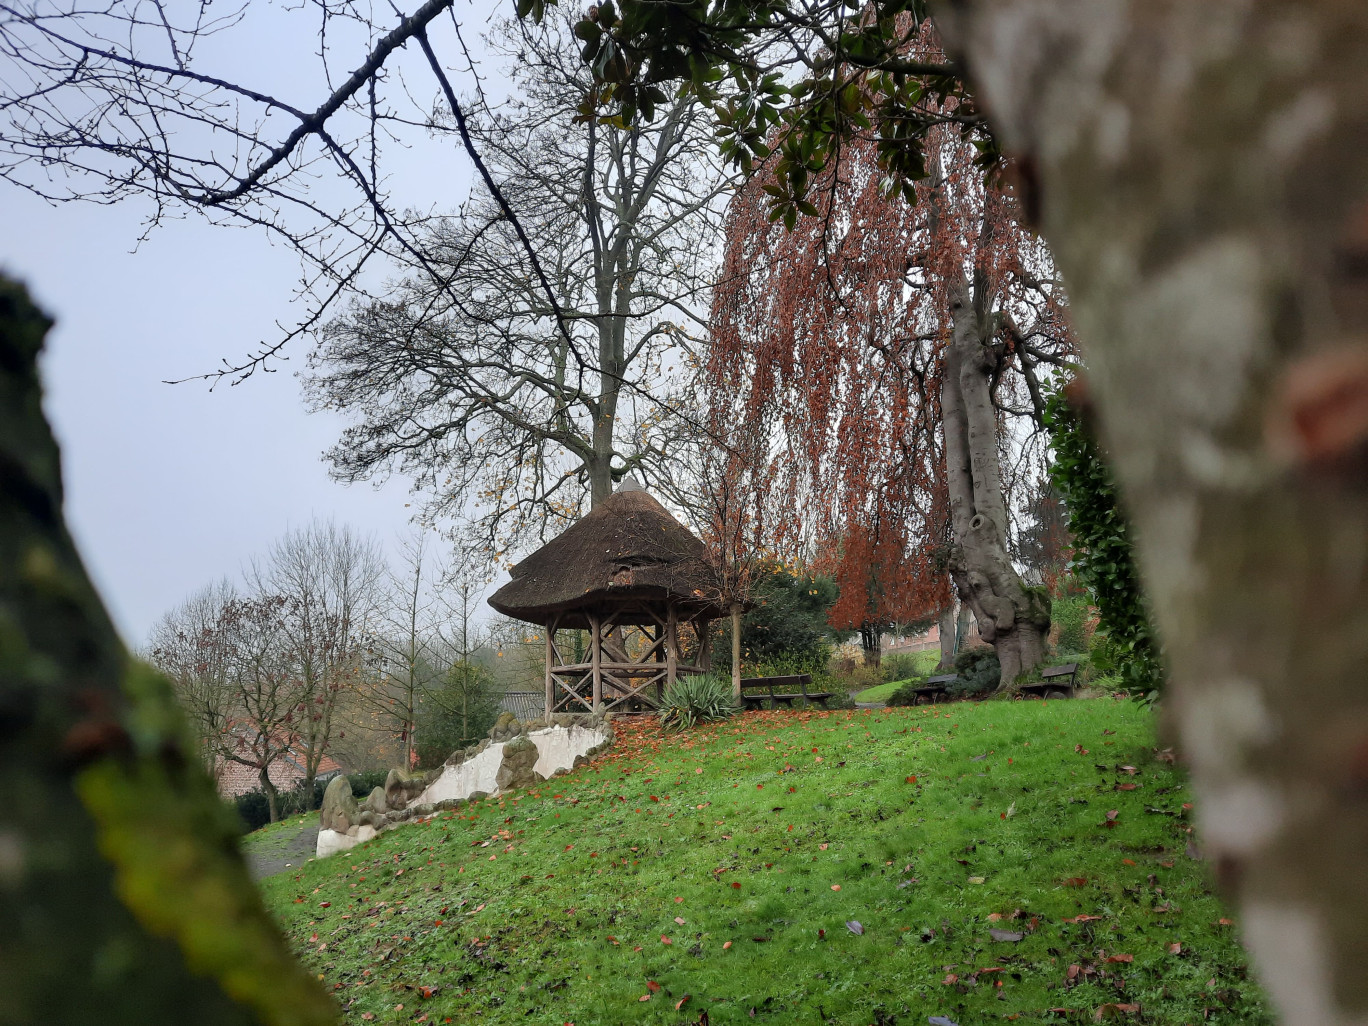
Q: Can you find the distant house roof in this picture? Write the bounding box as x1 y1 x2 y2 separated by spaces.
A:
214 725 345 798
488 479 728 629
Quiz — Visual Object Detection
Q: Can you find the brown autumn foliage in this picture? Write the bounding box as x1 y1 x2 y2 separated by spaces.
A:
705 24 1075 670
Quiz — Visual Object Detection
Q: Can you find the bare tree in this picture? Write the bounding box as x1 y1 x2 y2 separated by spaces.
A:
0 0 575 382
147 578 238 774
304 13 730 553
251 520 384 798
349 532 449 768
216 593 301 823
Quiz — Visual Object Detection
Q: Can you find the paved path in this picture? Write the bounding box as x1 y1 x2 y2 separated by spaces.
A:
244 818 320 881
851 690 886 710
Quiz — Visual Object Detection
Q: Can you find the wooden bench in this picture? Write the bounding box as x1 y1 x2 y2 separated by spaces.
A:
1018 662 1079 700
739 674 834 709
910 673 958 705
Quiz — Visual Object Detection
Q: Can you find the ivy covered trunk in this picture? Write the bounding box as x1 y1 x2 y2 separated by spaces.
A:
0 278 334 1024
942 278 1051 687
940 2 1368 1022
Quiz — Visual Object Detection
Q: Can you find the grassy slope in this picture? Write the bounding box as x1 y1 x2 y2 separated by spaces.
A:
854 652 941 702
260 701 1269 1025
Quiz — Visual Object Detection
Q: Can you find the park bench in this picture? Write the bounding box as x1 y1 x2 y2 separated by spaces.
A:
910 673 958 705
1018 662 1079 700
739 674 834 709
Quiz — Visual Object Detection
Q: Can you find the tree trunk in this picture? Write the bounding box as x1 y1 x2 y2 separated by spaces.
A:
731 602 743 701
941 276 1050 687
938 3 1368 1022
0 277 334 1022
258 767 280 824
937 602 957 669
860 623 883 668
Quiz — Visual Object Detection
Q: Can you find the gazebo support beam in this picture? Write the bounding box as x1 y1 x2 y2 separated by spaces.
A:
544 614 556 720
666 604 679 695
590 612 603 715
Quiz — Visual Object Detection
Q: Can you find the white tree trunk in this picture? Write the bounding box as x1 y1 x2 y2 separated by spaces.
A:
939 3 1368 1021
942 276 1050 686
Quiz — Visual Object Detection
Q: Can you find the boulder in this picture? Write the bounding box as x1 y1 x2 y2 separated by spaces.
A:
362 786 388 814
489 711 521 742
495 734 540 792
320 775 358 833
384 767 427 811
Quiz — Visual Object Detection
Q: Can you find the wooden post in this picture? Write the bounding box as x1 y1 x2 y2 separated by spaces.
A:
590 612 603 715
665 604 679 699
544 615 555 719
697 618 713 671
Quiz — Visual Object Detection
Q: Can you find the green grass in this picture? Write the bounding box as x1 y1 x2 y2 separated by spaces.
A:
852 680 909 703
259 700 1269 1025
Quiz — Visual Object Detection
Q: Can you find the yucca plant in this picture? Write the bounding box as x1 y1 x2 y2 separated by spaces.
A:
658 672 737 731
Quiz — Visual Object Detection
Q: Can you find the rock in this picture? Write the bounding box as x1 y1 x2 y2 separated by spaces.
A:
572 753 588 770
357 809 377 828
467 790 489 802
444 749 467 768
410 803 435 818
489 711 521 742
362 786 388 814
523 717 547 733
320 775 358 833
495 734 540 792
435 798 464 811
384 767 427 811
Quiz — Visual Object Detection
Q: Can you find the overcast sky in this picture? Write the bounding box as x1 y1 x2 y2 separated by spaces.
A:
1 2 504 645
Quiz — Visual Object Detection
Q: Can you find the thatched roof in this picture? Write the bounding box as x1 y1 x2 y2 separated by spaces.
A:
488 479 728 628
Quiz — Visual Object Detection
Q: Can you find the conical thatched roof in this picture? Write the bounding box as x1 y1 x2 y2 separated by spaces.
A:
488 479 728 628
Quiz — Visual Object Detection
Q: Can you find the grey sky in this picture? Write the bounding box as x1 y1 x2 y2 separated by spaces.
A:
1 2 502 645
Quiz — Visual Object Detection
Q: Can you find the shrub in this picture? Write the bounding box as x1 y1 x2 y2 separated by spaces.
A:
1051 593 1092 655
347 769 390 798
230 777 325 833
886 676 928 707
949 648 1000 699
1044 379 1165 700
659 673 737 731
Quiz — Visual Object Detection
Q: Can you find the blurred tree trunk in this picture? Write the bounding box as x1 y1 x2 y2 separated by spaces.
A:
0 278 335 1024
938 3 1368 1022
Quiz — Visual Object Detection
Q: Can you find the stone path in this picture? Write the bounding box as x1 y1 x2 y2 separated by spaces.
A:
243 817 320 881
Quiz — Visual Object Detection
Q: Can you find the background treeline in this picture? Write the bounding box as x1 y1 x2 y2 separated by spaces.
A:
145 521 531 822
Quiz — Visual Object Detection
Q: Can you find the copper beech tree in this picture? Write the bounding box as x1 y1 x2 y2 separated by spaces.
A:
706 41 1074 683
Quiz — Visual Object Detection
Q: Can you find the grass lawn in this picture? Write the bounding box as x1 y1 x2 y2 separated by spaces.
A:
852 680 910 704
258 699 1269 1025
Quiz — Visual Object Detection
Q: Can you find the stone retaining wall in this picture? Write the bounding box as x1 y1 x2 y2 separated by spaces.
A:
315 713 612 859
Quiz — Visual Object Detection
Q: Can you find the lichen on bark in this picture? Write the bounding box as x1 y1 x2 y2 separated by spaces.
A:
0 276 336 1024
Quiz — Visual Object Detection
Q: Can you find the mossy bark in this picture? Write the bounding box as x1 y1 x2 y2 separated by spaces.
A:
0 277 336 1025
938 3 1368 1022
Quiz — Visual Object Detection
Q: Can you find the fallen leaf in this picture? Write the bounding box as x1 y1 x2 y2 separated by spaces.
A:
941 974 959 986
987 913 1003 921
675 916 686 925
989 929 1024 942
675 996 691 1011
1062 915 1103 923
831 884 841 891
846 920 864 935
722 941 732 950
905 775 918 784
1063 877 1089 888
674 896 684 903
1168 942 1182 954
647 981 661 993
638 995 651 1003
967 876 986 884
661 935 672 945
1105 953 1134 963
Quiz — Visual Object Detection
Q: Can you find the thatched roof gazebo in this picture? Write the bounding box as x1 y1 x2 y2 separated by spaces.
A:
489 479 729 716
